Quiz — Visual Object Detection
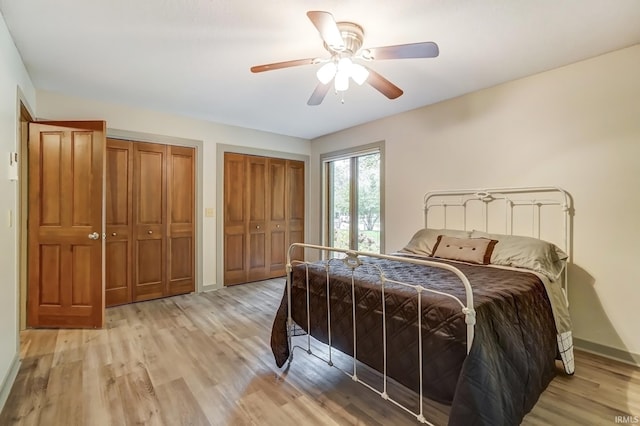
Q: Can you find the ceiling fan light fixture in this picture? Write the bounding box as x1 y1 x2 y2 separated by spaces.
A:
317 62 337 84
350 63 369 85
334 70 349 91
337 57 352 70
251 11 439 105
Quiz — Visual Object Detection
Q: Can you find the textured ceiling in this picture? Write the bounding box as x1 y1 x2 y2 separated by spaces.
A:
2 0 640 139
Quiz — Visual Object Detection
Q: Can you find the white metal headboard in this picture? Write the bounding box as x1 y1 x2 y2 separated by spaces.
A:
424 186 573 301
424 186 572 255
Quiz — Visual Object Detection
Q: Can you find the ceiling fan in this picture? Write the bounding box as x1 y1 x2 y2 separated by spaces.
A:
250 11 439 105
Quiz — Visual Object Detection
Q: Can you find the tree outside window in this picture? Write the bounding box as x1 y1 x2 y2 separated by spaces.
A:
326 150 381 253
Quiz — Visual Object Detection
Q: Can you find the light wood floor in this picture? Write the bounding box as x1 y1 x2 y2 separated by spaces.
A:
1 279 639 425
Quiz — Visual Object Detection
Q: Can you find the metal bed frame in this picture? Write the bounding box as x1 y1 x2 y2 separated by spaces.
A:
283 186 572 425
423 186 571 302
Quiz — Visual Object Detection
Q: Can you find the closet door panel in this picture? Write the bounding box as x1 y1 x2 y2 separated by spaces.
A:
167 146 195 295
247 156 268 281
224 153 247 285
269 231 286 276
287 160 305 262
105 139 133 306
135 239 164 300
169 236 195 295
269 159 287 277
105 241 129 304
133 142 167 301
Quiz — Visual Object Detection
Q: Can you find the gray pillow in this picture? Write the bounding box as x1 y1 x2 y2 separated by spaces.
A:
470 230 568 280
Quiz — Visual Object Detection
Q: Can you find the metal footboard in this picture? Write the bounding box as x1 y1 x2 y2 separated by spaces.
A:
285 243 476 425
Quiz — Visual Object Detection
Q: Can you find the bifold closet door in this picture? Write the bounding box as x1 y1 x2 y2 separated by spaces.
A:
247 156 269 282
167 146 195 296
133 142 167 302
268 158 287 277
105 139 133 306
106 139 195 306
287 160 305 263
223 153 305 285
223 152 247 285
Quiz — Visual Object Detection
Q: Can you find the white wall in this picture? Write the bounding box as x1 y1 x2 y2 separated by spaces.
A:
36 90 311 290
310 45 640 359
0 11 36 408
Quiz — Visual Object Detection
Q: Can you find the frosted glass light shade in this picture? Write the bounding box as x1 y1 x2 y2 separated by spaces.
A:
334 70 349 91
337 57 352 71
316 57 368 93
350 63 369 85
316 62 337 84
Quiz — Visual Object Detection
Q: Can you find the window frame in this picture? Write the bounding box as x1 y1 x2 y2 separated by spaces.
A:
320 141 385 253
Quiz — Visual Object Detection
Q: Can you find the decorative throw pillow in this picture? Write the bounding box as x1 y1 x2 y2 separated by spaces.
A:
470 230 568 280
431 236 498 264
399 228 471 256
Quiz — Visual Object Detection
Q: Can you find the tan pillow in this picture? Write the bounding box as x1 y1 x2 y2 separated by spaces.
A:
470 230 568 280
432 236 498 264
399 228 471 256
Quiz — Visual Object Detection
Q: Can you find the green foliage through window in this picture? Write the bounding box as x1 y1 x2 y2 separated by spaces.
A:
327 151 381 253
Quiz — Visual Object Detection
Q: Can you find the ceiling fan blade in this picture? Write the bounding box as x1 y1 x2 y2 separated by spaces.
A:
307 82 332 106
365 68 403 99
363 42 439 60
307 11 345 51
251 58 317 73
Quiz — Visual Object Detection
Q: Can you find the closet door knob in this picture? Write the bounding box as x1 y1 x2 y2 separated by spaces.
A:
276 224 280 228
88 232 100 240
148 230 153 234
111 232 117 236
256 225 260 229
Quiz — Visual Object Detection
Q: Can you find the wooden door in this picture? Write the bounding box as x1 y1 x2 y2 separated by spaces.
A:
224 153 247 285
247 156 269 282
268 158 287 277
287 160 305 262
28 121 105 328
133 142 167 301
105 139 133 306
167 146 195 296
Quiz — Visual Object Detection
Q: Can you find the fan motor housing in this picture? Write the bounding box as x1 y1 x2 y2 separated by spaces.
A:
325 22 364 55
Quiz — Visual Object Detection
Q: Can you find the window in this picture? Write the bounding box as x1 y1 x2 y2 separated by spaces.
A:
321 142 384 253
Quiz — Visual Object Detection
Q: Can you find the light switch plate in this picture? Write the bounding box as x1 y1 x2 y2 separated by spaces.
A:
8 152 18 181
205 208 215 218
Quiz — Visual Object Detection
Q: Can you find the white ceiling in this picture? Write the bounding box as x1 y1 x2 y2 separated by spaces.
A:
2 1 640 139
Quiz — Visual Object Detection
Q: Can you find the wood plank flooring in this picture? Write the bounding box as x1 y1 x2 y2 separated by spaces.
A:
1 278 639 425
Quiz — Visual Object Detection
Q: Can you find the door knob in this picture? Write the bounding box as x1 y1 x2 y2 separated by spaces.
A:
88 232 100 240
148 230 153 234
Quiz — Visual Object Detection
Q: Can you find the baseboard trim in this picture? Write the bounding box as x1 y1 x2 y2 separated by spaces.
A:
0 353 21 412
574 337 640 367
202 284 220 292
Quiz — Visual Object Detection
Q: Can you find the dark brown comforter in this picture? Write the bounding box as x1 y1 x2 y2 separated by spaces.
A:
270 256 558 426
